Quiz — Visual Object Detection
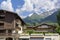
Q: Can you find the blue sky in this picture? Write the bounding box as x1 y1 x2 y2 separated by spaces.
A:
0 0 60 18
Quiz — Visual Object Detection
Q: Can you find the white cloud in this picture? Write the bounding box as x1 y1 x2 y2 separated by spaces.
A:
16 0 33 13
16 0 34 18
16 8 21 14
32 0 58 13
0 0 14 11
21 0 33 11
16 0 58 18
56 0 60 8
0 0 59 18
20 16 27 19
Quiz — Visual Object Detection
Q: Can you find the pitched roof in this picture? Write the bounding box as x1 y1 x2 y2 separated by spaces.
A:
35 23 56 28
0 10 26 25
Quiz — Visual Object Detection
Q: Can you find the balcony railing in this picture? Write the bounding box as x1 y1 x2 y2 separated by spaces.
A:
0 21 4 23
0 19 4 21
0 33 19 36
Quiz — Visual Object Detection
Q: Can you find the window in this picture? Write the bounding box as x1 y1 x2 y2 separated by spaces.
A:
19 38 29 40
0 23 4 26
8 30 12 33
16 23 21 27
16 23 18 26
16 23 19 27
0 30 6 33
0 15 5 21
0 23 4 28
45 38 51 40
30 37 44 40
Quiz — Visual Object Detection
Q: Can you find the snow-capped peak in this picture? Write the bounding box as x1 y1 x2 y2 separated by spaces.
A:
28 13 34 17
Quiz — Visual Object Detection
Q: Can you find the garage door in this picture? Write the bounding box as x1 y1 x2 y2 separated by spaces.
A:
30 37 44 40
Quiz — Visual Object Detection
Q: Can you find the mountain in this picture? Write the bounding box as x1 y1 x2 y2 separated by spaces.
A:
23 13 43 24
23 9 58 26
40 11 58 23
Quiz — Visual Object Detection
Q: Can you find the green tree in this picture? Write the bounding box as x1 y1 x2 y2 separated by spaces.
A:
27 30 34 35
56 9 60 34
33 22 36 26
55 24 60 34
57 9 60 25
26 23 31 26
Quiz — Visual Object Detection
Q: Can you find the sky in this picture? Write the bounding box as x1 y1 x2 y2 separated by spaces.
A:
0 0 60 18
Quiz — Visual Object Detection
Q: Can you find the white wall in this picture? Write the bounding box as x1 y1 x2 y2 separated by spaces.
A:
19 33 59 40
45 34 59 40
44 35 59 40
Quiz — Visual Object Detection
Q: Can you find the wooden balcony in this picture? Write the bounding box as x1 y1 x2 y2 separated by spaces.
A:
0 33 20 37
0 19 4 21
0 21 4 23
0 25 4 30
